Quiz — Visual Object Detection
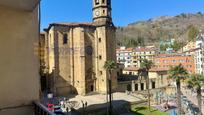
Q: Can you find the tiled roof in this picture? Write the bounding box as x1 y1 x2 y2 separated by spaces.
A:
123 67 168 72
123 67 139 71
44 22 95 31
54 22 94 26
155 53 192 58
116 48 133 52
134 47 156 52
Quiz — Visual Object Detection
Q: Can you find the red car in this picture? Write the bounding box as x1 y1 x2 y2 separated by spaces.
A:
47 103 54 111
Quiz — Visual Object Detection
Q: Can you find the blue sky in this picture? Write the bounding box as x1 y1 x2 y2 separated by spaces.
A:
41 0 204 30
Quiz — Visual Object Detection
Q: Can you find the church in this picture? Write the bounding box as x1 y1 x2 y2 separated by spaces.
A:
41 0 117 96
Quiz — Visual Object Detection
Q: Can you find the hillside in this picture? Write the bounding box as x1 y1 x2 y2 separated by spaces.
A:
116 12 204 47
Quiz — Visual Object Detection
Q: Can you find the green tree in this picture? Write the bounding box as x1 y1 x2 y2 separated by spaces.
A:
127 38 138 47
104 60 117 115
139 59 154 113
137 37 145 47
160 44 170 51
187 74 204 114
188 25 199 41
168 64 188 115
171 41 183 51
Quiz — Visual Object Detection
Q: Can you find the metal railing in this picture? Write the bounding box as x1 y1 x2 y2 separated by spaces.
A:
33 101 55 115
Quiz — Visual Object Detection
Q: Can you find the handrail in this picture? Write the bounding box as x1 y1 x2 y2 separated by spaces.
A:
33 101 56 115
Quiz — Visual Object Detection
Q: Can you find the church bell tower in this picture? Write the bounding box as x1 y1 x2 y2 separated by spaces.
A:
93 0 112 25
92 0 117 93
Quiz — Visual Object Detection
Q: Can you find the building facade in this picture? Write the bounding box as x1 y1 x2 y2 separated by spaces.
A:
195 34 204 74
154 53 195 74
116 47 133 67
42 0 117 96
183 41 196 52
121 67 169 91
131 47 157 68
0 0 40 115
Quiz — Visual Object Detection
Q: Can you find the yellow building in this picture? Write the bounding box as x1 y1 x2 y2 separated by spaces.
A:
131 47 157 68
41 0 117 96
122 67 169 91
181 41 195 53
0 0 40 115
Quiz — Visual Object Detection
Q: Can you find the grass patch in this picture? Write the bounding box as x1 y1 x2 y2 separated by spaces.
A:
131 105 169 115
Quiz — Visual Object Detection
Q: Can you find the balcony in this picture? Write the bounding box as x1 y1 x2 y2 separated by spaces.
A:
0 0 39 11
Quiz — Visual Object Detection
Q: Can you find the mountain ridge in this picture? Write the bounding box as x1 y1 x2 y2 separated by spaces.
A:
116 12 204 47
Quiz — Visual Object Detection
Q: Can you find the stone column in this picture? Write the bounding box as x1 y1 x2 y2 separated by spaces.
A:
138 83 141 91
149 80 152 89
143 82 146 90
131 80 135 92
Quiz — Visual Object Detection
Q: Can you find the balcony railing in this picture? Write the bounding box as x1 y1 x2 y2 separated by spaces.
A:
33 101 55 115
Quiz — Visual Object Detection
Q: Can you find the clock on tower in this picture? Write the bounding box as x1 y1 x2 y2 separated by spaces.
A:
92 0 112 25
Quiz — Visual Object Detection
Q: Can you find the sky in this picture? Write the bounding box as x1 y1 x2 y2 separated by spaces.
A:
41 0 204 30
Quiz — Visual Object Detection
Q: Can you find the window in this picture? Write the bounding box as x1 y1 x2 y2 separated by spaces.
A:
100 71 103 75
63 34 68 44
152 81 156 89
102 0 105 3
99 38 101 42
99 55 102 60
103 10 105 14
95 0 99 5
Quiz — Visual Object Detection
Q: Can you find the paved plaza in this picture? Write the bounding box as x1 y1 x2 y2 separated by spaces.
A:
67 92 145 110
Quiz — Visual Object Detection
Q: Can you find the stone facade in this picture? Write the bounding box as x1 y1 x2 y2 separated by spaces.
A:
119 68 169 92
42 0 117 96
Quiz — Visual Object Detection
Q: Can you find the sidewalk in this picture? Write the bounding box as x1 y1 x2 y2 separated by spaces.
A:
181 87 204 114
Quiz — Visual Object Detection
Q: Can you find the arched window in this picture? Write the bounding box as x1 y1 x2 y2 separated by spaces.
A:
95 0 99 5
63 34 68 44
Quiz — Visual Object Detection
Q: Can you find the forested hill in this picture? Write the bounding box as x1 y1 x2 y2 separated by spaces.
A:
116 12 204 47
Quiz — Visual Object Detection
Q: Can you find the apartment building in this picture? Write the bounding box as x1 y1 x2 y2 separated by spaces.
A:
195 33 204 74
116 47 133 67
132 47 157 68
154 53 195 74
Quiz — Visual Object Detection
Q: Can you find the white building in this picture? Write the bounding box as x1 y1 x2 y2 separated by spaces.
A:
195 34 204 74
116 47 133 67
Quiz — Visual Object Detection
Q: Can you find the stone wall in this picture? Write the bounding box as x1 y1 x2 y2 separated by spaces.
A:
0 6 39 115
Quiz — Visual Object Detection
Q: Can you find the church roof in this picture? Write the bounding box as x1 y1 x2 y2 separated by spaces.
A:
54 22 94 26
44 22 95 31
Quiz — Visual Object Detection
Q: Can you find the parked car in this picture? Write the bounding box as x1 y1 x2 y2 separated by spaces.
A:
54 105 65 115
47 103 54 112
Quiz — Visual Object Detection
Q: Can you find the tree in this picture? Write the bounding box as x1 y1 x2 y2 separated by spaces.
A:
171 41 183 51
188 25 199 41
187 74 204 115
160 44 169 51
168 64 188 115
127 38 138 47
104 60 117 115
139 59 154 113
137 37 145 47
